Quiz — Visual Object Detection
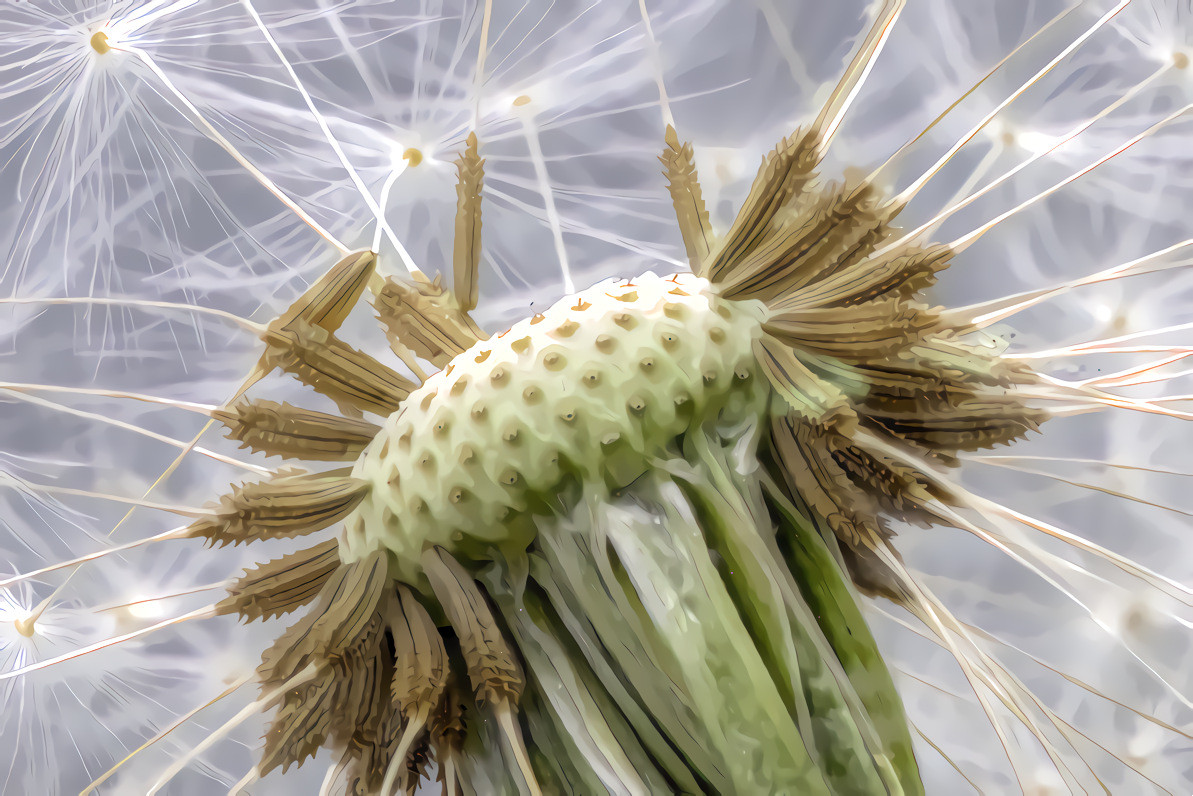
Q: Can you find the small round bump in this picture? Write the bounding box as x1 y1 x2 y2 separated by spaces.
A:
627 395 647 415
558 406 578 424
703 370 718 385
417 451 435 470
434 416 451 436
601 432 620 445
543 352 566 371
412 499 428 514
663 302 686 319
659 332 679 350
709 327 726 343
419 391 436 411
639 357 655 373
490 366 509 386
522 386 542 405
90 31 112 54
450 376 470 396
499 469 520 486
502 426 520 445
553 320 580 338
734 365 751 381
458 445 476 465
582 370 602 388
449 487 468 504
471 404 487 421
595 334 616 353
612 313 636 329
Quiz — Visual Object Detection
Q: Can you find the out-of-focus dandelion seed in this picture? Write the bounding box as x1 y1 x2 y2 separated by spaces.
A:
3 1 1193 794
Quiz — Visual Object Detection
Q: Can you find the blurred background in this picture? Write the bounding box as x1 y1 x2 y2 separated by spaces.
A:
1 0 1190 792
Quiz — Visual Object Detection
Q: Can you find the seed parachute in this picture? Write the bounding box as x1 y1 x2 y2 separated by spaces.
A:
2 1 1191 794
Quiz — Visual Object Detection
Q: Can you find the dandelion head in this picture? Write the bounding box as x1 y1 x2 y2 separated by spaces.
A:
3 1 1192 794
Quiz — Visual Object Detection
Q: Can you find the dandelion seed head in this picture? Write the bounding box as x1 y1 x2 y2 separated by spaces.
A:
3 1 1193 792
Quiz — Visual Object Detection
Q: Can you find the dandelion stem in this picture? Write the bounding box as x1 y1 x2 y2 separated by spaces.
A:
80 672 252 795
519 110 574 293
869 0 1082 187
949 102 1193 253
0 382 214 414
238 0 418 273
970 457 1193 518
473 0 494 130
0 605 216 682
812 0 905 154
1023 321 1193 359
0 526 189 591
145 664 320 795
121 45 350 255
2 475 204 516
0 389 266 474
908 63 1170 244
891 0 1132 206
637 0 674 129
0 296 264 333
967 454 1192 479
949 239 1193 330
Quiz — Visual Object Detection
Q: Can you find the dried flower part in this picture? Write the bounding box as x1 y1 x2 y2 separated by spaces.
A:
864 392 1048 451
262 318 417 415
661 125 714 269
764 298 937 360
703 129 821 283
270 249 377 335
771 415 897 549
718 182 898 303
780 242 952 309
217 537 341 621
261 641 390 776
453 132 484 314
186 467 369 546
214 399 381 461
257 550 390 774
402 734 435 795
374 274 488 369
339 703 403 796
752 334 854 427
429 676 469 758
421 546 524 709
389 584 449 721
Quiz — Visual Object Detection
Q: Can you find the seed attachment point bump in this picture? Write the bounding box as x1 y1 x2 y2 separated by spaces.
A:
90 31 112 55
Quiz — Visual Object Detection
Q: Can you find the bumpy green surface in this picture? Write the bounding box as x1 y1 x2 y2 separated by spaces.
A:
342 272 769 577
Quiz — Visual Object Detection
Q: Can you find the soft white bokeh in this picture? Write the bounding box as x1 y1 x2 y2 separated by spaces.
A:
1 1 1190 793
